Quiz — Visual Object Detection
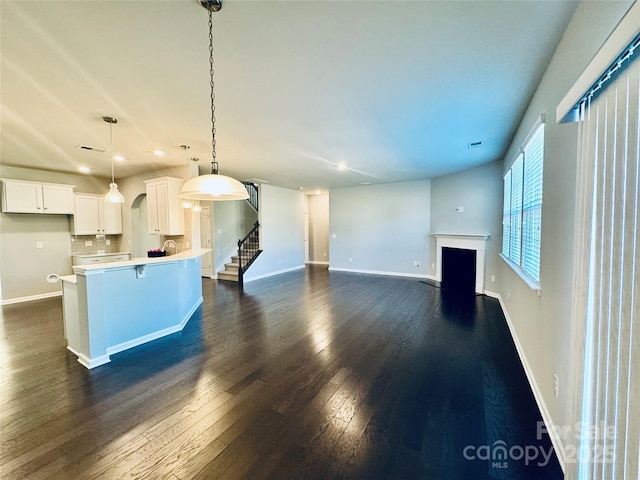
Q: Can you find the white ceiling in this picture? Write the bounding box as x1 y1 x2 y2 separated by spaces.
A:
1 0 578 192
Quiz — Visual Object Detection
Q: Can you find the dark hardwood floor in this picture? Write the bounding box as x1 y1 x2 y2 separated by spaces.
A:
0 266 562 479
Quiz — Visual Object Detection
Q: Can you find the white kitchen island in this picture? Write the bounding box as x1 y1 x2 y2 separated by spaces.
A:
60 249 209 369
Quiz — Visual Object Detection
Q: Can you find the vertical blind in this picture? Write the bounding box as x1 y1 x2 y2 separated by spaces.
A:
502 123 544 285
572 55 639 480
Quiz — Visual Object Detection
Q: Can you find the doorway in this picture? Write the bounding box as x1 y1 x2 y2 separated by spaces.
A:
200 206 213 278
131 193 158 258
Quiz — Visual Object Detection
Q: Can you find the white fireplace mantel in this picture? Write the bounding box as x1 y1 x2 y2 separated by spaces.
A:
431 234 490 294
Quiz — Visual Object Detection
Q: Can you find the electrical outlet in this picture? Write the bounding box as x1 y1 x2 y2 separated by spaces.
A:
36 242 43 249
431 263 435 269
507 292 511 302
456 206 464 212
349 257 352 263
323 252 327 257
553 374 559 398
106 239 111 245
85 240 92 247
491 275 496 282
414 260 421 267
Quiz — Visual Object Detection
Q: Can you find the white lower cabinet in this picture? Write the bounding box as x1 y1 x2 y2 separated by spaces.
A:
72 194 122 235
72 253 130 266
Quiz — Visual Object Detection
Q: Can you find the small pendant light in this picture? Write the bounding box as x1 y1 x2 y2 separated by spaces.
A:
103 116 125 204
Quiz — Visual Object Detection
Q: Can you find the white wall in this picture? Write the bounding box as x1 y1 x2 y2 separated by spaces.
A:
494 0 634 463
244 184 305 281
430 161 503 285
213 200 249 271
329 180 431 277
307 193 329 264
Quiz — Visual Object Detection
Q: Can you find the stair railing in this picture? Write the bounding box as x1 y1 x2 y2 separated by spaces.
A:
237 221 261 288
241 181 259 212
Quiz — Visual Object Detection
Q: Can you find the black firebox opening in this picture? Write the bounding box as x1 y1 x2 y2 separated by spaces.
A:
442 247 476 295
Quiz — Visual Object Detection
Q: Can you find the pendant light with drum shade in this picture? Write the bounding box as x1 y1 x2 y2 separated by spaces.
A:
103 116 125 204
179 0 248 203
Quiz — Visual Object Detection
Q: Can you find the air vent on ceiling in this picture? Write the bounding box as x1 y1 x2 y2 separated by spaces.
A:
76 144 106 152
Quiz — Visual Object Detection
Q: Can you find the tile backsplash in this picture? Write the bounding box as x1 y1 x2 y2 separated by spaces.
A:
71 235 123 255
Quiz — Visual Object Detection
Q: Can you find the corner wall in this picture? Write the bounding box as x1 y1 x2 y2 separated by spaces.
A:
244 184 305 282
430 161 504 286
329 180 431 277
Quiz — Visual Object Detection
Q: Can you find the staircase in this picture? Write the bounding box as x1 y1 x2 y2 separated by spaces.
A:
217 237 261 283
217 182 262 286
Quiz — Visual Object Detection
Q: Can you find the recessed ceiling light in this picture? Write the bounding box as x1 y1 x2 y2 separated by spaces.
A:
315 189 322 195
153 150 165 156
299 187 304 190
360 182 372 185
78 166 90 174
336 162 347 171
113 155 125 162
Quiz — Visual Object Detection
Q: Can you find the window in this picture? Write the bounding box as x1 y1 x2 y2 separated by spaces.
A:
501 119 544 287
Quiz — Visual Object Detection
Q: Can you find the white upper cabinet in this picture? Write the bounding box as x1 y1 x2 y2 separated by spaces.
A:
71 193 122 235
144 177 184 235
1 179 74 214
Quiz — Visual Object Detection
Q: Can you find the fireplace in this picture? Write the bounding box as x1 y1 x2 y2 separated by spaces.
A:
432 234 490 294
442 247 476 294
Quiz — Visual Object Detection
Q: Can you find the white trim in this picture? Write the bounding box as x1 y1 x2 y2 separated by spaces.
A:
492 292 566 473
305 261 329 266
1 290 61 305
243 265 305 283
329 267 436 281
105 296 203 358
556 1 640 123
68 296 203 369
432 234 490 294
67 347 110 369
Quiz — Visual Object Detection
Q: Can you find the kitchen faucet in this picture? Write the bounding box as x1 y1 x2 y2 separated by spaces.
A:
162 240 178 255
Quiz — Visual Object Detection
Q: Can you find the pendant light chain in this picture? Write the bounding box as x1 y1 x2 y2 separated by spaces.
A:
109 122 115 183
208 8 219 175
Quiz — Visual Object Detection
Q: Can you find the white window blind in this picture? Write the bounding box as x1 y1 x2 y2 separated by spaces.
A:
501 122 544 287
522 124 545 282
502 170 512 257
510 154 524 266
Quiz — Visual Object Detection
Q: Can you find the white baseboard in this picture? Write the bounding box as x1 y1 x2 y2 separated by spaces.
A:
70 348 110 369
1 291 62 305
244 265 305 283
69 297 204 370
106 296 203 358
329 267 436 281
490 292 566 473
